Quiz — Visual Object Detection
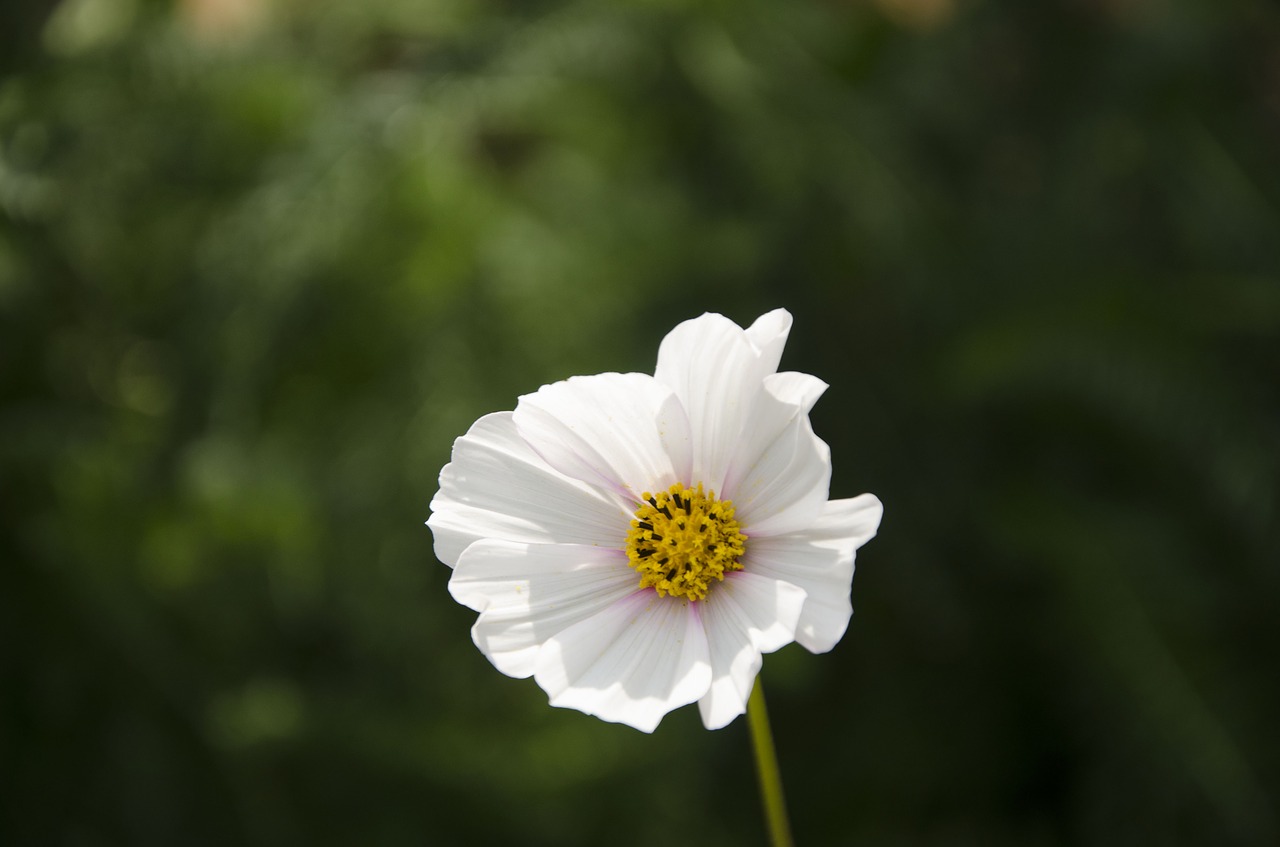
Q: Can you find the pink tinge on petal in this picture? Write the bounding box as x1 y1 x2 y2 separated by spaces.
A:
432 309 882 733
534 591 712 733
427 412 632 567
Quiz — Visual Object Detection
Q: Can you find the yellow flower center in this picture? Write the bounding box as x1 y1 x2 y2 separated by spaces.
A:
625 483 747 602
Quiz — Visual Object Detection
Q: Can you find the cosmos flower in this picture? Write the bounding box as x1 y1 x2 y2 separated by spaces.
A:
428 310 882 732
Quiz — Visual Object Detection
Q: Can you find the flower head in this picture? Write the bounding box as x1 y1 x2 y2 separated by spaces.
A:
428 310 882 732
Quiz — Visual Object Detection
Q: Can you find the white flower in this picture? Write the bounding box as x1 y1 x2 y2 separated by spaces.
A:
428 310 882 732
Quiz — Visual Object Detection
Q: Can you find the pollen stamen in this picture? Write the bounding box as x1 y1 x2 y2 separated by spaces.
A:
625 483 746 602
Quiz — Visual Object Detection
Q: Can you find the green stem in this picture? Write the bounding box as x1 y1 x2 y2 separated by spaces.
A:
747 678 795 847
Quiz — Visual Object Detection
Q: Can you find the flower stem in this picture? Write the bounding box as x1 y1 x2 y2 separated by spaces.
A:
747 678 795 847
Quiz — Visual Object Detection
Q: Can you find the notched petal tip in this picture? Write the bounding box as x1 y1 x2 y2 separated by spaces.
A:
843 492 884 547
431 307 878 730
764 371 828 413
744 308 793 371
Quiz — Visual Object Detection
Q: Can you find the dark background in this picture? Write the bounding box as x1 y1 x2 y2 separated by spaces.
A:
2 0 1278 844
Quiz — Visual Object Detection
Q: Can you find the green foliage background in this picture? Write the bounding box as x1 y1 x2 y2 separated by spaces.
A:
2 0 1278 844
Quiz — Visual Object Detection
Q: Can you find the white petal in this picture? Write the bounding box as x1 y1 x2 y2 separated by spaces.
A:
449 540 639 678
744 494 883 653
726 397 832 538
743 309 793 375
534 592 712 733
764 371 827 413
427 413 631 567
721 371 828 527
512 373 691 502
654 313 778 493
696 572 807 730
